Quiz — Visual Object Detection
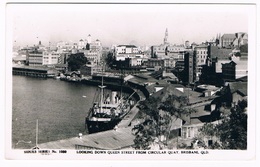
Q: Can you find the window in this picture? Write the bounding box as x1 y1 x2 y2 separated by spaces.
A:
208 140 213 146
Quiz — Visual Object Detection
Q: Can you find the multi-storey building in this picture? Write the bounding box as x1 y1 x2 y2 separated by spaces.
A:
147 58 164 71
220 32 248 48
184 50 196 84
233 32 248 47
43 51 61 65
222 61 236 81
150 28 185 70
80 64 102 76
115 45 138 54
57 41 77 53
82 50 101 65
129 57 144 67
114 45 140 61
221 34 236 48
194 44 208 79
164 57 176 68
151 28 185 59
194 45 208 66
78 39 87 50
28 50 43 66
80 36 103 65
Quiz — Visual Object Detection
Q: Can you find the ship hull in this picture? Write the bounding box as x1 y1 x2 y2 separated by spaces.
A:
85 118 122 134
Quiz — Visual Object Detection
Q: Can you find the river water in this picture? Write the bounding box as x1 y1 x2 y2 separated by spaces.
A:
12 75 98 149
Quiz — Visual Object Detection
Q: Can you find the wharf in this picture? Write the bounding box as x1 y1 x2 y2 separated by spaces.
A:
118 100 141 128
117 88 146 128
13 66 57 78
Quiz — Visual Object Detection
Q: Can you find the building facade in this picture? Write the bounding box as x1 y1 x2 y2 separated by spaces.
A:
43 51 61 65
28 51 43 66
184 50 196 83
114 45 140 61
80 64 102 76
220 32 248 48
222 61 236 81
194 45 208 79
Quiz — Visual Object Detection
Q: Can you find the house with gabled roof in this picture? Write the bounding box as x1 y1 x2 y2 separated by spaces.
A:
227 82 247 107
148 84 221 146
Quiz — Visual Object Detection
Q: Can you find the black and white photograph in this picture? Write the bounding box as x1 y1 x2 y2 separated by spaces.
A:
4 1 257 161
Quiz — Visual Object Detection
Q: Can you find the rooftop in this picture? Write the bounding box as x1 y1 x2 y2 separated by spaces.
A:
117 45 137 48
222 34 236 39
228 82 247 96
210 46 232 60
38 127 135 150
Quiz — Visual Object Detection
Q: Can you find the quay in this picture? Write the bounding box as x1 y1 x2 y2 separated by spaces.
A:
13 66 57 78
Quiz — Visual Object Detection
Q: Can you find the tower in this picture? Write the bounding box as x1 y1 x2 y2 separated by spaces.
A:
164 28 168 44
87 34 92 44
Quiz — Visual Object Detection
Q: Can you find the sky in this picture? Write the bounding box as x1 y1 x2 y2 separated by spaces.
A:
7 3 252 47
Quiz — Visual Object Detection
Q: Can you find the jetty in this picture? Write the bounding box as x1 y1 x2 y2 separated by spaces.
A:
13 66 57 78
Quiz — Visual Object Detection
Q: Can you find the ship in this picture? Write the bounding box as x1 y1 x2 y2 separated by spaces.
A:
85 74 135 134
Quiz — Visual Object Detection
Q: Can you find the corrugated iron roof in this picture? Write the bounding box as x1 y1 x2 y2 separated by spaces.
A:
228 82 247 96
222 34 236 39
38 127 135 150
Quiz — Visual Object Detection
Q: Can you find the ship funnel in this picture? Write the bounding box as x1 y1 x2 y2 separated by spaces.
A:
111 91 117 104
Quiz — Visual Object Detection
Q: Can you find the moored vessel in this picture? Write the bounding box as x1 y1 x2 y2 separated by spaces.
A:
85 74 135 134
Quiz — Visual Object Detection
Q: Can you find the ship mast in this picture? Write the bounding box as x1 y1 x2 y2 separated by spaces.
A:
120 69 123 102
98 64 106 113
35 119 39 149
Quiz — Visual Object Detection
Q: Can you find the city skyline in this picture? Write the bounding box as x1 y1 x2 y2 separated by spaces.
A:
8 4 250 47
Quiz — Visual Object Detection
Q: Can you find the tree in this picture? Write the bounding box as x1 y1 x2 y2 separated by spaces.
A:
194 100 247 150
132 97 166 150
193 123 220 149
216 100 247 149
132 95 196 150
67 53 88 71
105 52 116 68
240 44 248 53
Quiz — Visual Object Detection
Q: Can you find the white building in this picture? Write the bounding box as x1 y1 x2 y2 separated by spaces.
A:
114 45 140 61
78 39 87 50
43 51 61 65
80 37 103 65
194 44 208 79
195 45 208 66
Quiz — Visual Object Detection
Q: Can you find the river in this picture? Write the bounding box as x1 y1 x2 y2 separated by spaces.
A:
12 75 98 149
